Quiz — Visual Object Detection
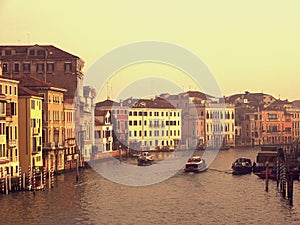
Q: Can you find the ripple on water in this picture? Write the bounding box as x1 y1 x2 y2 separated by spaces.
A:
2 148 300 224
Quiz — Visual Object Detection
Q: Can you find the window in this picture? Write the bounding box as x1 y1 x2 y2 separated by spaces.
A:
2 63 8 73
31 100 35 109
0 102 5 115
5 50 11 56
29 49 35 55
14 86 17 95
37 50 45 56
8 102 17 116
36 63 44 73
64 62 72 72
23 63 31 73
15 126 17 139
0 123 5 135
13 63 20 73
47 63 54 73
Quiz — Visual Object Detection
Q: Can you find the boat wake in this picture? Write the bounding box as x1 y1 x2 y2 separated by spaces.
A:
208 168 232 174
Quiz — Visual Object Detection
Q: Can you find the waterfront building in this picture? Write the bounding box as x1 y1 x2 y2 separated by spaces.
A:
226 91 277 147
79 86 96 162
0 45 85 161
18 85 43 172
63 96 77 170
94 110 113 152
95 99 129 150
0 45 84 98
205 99 235 147
261 100 293 145
0 76 20 177
160 91 207 149
123 97 181 151
17 75 69 172
286 106 300 141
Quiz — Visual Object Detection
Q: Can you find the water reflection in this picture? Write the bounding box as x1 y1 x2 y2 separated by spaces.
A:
2 148 300 225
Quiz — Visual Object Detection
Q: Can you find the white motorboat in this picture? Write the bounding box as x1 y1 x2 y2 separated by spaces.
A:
184 156 207 173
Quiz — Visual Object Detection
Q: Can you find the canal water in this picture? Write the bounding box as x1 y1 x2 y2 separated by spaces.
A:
2 147 300 225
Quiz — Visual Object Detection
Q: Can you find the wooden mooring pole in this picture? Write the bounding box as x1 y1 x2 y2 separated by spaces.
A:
286 159 294 206
265 161 269 192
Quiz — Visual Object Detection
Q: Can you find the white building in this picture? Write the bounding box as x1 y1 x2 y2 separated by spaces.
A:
124 97 181 151
205 100 235 147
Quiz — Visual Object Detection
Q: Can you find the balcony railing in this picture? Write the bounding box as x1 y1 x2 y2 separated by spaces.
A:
32 146 42 154
32 127 40 135
7 139 17 148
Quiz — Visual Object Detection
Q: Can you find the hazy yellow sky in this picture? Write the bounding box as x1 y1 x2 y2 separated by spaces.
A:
1 0 300 101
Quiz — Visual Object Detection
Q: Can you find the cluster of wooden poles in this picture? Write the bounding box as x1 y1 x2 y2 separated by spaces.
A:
0 166 55 195
265 151 296 206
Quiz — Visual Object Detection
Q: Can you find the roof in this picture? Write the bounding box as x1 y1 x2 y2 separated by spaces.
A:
226 91 276 108
14 74 67 92
292 100 300 108
123 97 177 109
264 99 292 111
95 99 120 108
18 85 42 98
0 44 80 60
95 109 110 116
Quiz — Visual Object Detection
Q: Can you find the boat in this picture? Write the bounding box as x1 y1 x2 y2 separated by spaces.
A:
231 158 252 175
205 145 231 151
137 151 154 166
184 156 208 173
252 150 278 173
255 167 299 180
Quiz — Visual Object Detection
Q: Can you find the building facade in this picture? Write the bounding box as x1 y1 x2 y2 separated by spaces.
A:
18 86 43 173
205 101 235 147
124 97 181 151
0 77 20 177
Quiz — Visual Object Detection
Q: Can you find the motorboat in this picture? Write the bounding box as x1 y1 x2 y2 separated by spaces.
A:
231 158 252 175
184 156 207 173
137 151 154 166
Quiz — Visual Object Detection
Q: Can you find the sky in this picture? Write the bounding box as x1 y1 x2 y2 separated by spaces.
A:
1 0 300 101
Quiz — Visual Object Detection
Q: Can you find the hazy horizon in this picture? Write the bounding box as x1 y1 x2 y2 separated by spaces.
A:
1 0 300 101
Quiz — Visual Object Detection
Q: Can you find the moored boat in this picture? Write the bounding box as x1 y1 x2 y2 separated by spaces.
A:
231 158 252 175
253 150 278 173
137 151 154 166
255 167 299 180
184 156 207 173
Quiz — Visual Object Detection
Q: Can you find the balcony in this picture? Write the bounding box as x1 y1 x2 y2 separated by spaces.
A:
32 146 42 154
0 157 10 165
65 138 76 146
32 127 40 135
7 139 17 148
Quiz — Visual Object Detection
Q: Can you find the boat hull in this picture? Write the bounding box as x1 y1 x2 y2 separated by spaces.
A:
232 166 252 175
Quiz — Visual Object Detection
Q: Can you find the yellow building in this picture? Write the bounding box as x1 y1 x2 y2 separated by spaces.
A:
63 97 77 170
18 85 43 172
0 76 20 177
18 75 67 173
124 97 181 151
